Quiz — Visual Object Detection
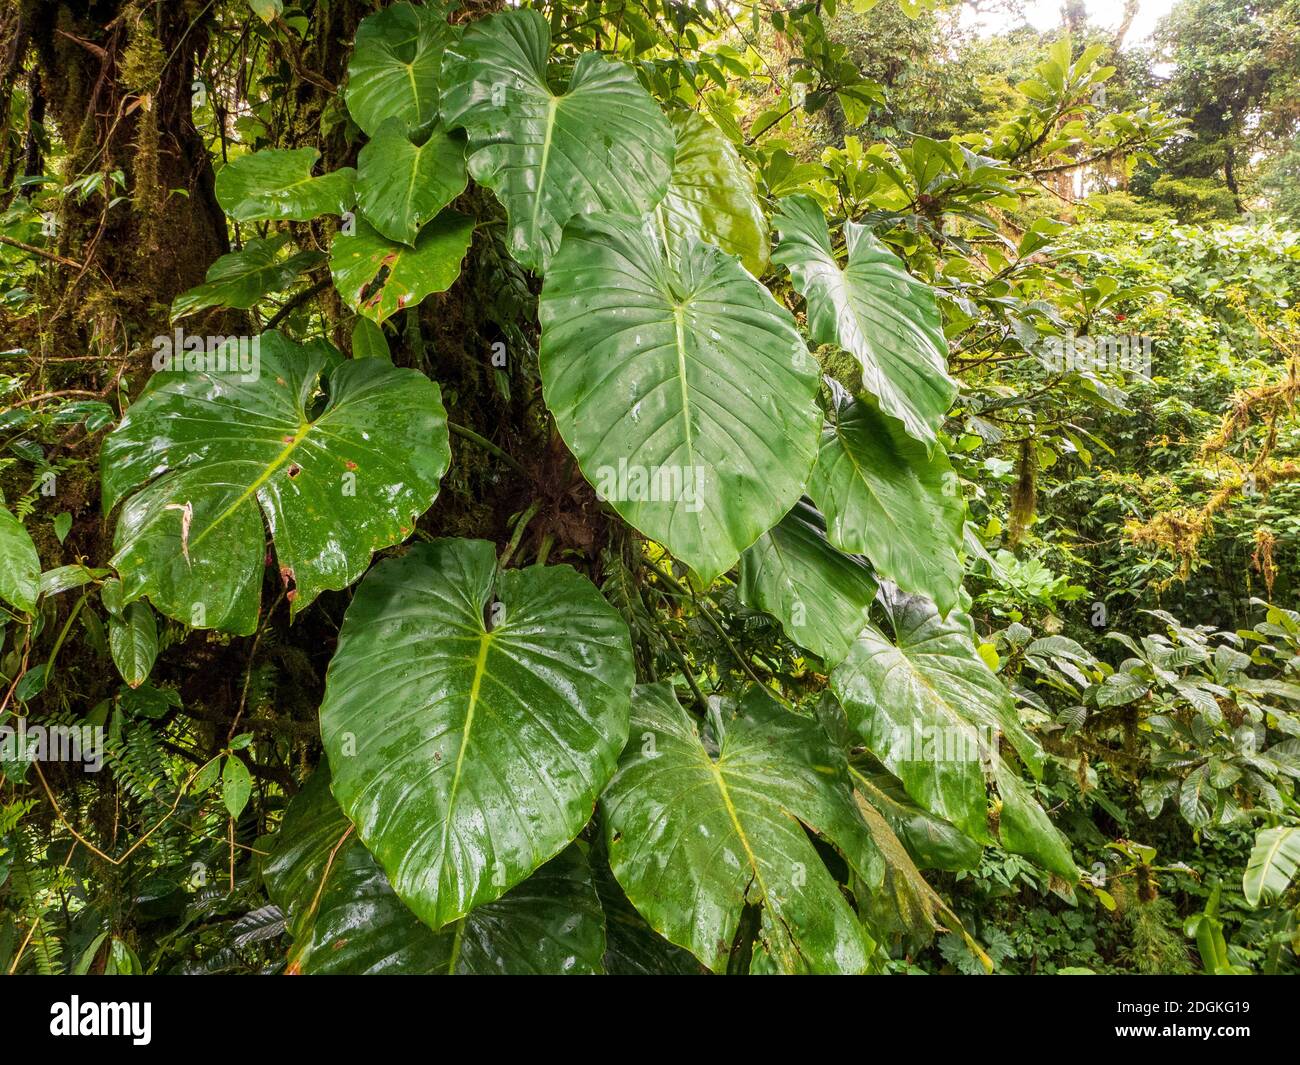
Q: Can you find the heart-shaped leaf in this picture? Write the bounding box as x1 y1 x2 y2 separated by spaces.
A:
264 769 607 974
355 118 468 245
329 212 473 324
601 683 877 974
170 235 322 320
102 330 449 635
215 148 355 222
440 8 674 271
540 213 820 582
0 505 40 615
343 1 453 137
738 498 877 665
773 194 956 449
831 586 1048 847
808 392 964 616
319 537 635 931
652 111 768 277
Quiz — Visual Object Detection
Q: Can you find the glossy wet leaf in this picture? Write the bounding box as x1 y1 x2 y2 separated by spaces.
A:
808 393 964 615
170 235 322 320
590 840 701 975
831 586 1046 845
215 148 355 222
0 505 40 615
265 769 606 974
601 683 877 974
540 213 820 582
329 212 473 324
773 194 956 449
653 111 768 277
440 8 674 271
344 1 453 137
102 331 449 635
319 538 635 931
108 601 157 689
738 498 877 665
355 118 467 246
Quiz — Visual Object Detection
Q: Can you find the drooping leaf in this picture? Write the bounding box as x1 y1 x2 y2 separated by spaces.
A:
993 764 1077 880
108 601 158 689
0 505 40 615
1243 826 1300 907
265 769 607 974
851 784 972 944
652 111 768 277
440 8 674 271
831 586 1046 845
738 498 876 665
343 1 453 137
539 213 820 582
329 212 474 324
214 148 355 222
102 331 449 635
319 538 635 931
773 194 956 449
601 683 877 974
170 236 322 320
808 393 964 615
350 316 390 360
355 118 468 246
849 759 984 872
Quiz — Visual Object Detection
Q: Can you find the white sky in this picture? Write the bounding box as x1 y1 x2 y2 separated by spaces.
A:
960 0 1178 45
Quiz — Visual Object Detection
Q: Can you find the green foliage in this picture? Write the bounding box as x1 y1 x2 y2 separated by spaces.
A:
1 0 1296 979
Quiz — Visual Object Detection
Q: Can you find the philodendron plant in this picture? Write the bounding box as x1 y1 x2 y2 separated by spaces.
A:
94 2 1079 974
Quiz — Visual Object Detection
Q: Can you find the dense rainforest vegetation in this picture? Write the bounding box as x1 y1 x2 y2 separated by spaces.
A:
0 0 1297 976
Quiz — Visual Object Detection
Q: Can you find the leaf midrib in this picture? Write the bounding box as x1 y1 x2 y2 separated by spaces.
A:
190 419 312 551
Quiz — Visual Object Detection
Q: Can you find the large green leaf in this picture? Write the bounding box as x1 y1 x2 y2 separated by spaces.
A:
214 148 355 222
440 8 674 271
539 213 820 582
652 111 768 277
101 331 449 635
590 839 701 975
1243 826 1300 907
738 498 877 665
170 236 322 320
808 392 964 615
108 602 158 689
831 586 1046 845
318 538 635 931
601 683 877 974
265 769 606 974
773 194 956 449
355 118 468 246
0 505 39 615
329 212 474 324
343 1 453 137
